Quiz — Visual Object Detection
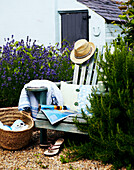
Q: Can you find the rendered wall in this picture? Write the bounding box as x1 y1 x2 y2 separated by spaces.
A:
0 0 56 46
0 0 105 50
88 10 105 51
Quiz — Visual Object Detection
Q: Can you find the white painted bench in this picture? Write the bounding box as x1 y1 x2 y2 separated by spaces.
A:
27 51 99 144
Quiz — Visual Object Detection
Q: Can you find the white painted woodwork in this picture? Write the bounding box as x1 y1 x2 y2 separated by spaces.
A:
73 64 79 84
79 65 87 85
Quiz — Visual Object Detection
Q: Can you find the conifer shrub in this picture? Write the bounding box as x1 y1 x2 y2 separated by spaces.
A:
118 0 134 48
61 39 134 169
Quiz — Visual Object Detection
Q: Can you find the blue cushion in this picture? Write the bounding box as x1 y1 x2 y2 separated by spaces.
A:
77 85 96 116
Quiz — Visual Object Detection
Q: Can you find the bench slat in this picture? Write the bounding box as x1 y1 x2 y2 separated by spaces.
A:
79 65 87 85
35 119 87 134
73 64 79 84
86 57 95 85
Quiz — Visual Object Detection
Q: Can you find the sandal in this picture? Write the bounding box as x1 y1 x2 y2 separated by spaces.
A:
44 138 64 156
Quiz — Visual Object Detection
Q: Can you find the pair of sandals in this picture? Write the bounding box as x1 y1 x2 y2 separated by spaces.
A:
40 138 64 156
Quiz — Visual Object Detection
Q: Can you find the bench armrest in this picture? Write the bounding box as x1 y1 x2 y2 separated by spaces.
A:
26 87 48 91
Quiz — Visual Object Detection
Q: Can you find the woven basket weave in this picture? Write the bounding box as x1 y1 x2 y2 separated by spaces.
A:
0 107 34 150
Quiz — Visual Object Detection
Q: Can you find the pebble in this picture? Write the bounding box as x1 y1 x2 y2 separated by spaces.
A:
0 130 113 170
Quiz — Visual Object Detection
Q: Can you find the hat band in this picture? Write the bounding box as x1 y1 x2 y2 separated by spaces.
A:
75 48 92 59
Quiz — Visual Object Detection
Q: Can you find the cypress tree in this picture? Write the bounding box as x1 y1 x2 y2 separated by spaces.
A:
68 39 134 169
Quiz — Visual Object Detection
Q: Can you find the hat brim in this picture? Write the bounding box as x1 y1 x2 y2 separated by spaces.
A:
70 42 96 64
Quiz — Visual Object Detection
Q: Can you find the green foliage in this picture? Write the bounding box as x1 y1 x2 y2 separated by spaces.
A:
60 155 70 163
63 39 134 169
119 0 134 47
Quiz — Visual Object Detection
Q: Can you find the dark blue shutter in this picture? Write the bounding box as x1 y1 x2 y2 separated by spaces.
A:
60 10 89 45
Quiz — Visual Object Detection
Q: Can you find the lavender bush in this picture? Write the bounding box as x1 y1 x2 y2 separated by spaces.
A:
0 36 74 107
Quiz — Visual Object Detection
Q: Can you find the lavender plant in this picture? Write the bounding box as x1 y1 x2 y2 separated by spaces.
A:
0 36 74 107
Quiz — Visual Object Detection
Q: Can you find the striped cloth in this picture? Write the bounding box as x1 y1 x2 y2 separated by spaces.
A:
18 80 63 120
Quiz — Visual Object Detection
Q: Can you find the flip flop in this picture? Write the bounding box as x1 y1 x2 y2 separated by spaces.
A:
44 138 64 156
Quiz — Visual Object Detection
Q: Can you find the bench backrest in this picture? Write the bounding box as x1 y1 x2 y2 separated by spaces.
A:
72 52 99 86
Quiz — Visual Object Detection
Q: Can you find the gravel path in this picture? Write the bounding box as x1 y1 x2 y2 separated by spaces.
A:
0 129 113 170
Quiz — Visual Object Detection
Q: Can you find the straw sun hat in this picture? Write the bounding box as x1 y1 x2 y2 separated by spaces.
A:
70 39 95 64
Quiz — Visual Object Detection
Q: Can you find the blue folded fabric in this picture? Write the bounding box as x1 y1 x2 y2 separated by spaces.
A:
0 121 11 130
0 120 28 131
18 80 63 120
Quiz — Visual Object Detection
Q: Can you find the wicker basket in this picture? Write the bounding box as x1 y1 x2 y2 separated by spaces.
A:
0 107 34 150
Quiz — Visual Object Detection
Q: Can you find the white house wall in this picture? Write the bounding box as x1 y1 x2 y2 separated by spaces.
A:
0 0 105 50
0 0 56 46
88 10 105 51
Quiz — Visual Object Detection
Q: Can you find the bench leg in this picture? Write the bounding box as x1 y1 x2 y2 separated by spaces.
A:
40 129 47 144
